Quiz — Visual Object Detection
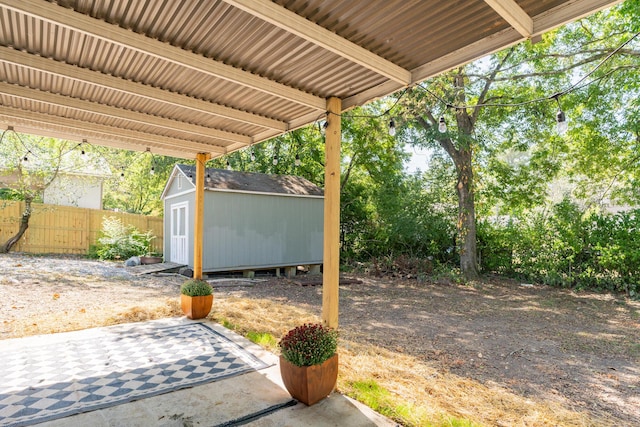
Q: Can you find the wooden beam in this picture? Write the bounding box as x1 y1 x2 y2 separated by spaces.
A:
0 120 201 159
0 105 227 156
322 97 341 329
409 29 521 87
1 0 326 111
483 0 533 38
0 82 249 145
223 0 411 85
0 47 287 132
532 0 624 36
193 153 210 280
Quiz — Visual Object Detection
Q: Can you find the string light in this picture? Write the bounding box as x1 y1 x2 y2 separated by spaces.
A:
553 95 568 135
145 147 156 175
81 139 86 155
206 173 212 183
556 110 568 134
438 116 447 133
388 118 396 136
226 160 231 170
250 148 256 162
272 155 278 166
295 154 301 167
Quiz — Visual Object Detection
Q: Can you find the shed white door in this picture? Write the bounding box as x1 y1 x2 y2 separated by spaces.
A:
170 202 189 264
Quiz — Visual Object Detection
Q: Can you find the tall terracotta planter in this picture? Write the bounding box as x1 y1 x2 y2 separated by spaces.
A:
279 354 338 405
180 294 213 320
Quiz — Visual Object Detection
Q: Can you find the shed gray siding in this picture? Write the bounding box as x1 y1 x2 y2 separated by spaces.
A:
164 173 193 198
202 191 323 272
161 166 324 273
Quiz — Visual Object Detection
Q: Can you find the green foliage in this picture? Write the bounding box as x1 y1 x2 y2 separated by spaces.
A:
479 201 640 297
101 147 178 216
91 216 154 260
0 188 24 201
278 323 337 367
0 132 71 201
180 279 213 296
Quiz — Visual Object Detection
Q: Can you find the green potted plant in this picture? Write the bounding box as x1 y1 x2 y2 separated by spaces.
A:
278 323 338 405
180 279 213 320
139 235 163 264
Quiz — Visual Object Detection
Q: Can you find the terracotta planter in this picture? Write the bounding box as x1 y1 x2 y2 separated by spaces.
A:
180 294 213 320
279 354 338 405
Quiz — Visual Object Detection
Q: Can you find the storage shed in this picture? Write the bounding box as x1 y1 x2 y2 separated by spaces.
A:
161 165 324 275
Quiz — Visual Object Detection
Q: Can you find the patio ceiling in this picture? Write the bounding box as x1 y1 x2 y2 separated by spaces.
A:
0 0 622 159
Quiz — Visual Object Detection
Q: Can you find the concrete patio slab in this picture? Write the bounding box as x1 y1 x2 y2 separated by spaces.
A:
2 319 396 427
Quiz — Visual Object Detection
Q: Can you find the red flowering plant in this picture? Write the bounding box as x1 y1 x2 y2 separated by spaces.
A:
278 323 338 367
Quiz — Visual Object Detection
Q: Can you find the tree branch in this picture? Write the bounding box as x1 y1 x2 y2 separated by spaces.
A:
415 115 459 164
472 47 516 125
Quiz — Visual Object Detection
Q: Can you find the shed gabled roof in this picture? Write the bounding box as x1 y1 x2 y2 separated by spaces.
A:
162 165 323 199
0 0 622 159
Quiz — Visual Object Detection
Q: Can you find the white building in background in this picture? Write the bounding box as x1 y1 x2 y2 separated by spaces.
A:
42 153 111 210
43 172 106 209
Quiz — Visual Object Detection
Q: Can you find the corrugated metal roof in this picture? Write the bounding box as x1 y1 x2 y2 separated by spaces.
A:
0 0 622 159
175 165 323 197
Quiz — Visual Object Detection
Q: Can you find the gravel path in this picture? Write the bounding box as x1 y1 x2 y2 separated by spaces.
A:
0 253 183 338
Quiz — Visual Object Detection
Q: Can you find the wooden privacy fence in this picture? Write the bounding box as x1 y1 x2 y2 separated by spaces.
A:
0 201 163 255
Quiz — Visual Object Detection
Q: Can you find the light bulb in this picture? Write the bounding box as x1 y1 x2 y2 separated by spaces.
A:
23 155 28 162
321 121 328 135
150 166 155 175
556 110 568 135
388 118 396 136
250 149 256 162
120 171 125 180
438 116 447 133
226 160 231 170
295 154 301 167
206 173 212 183
273 156 278 166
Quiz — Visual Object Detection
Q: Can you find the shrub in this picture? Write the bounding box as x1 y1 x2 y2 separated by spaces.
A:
180 279 213 296
92 216 154 260
279 323 337 367
479 200 640 298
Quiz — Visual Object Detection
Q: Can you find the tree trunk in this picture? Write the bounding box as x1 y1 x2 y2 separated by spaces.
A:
454 151 480 280
0 196 33 253
416 113 481 281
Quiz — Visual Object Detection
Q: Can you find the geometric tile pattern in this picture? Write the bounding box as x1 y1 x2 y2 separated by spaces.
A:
0 322 269 427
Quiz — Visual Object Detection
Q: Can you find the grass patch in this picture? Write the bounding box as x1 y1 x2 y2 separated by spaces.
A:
246 331 278 350
218 317 238 331
345 379 476 427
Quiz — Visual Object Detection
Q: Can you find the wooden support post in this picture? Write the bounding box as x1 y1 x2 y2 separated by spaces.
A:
193 152 210 280
322 97 341 329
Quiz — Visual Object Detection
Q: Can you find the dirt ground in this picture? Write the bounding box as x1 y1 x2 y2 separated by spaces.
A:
226 274 640 425
1 253 639 425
